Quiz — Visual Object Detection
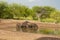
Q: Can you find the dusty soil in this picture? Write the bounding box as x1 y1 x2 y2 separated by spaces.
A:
0 19 60 30
0 19 60 40
0 30 60 40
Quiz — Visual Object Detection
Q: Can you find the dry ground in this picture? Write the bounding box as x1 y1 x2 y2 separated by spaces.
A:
0 30 60 40
0 19 60 40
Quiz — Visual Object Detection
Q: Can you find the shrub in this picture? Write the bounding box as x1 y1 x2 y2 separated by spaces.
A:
25 16 33 20
39 29 54 34
38 29 60 35
19 17 26 20
41 18 56 23
33 17 38 20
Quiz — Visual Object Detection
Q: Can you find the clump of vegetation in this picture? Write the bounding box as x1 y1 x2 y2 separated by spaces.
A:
41 18 56 23
0 1 60 23
38 29 60 35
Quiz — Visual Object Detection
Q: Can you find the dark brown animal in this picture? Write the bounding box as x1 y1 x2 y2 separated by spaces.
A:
16 21 38 32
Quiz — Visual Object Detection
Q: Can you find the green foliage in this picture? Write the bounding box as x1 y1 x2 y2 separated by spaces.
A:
0 1 60 23
32 6 56 21
33 17 38 20
41 18 56 23
0 2 8 18
39 29 54 34
50 11 60 23
39 29 60 35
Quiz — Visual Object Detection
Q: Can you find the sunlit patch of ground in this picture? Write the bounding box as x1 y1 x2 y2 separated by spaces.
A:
0 30 60 40
0 20 60 40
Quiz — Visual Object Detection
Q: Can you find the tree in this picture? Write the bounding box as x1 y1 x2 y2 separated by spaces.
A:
32 6 42 21
0 2 8 18
0 2 14 19
50 11 60 23
9 3 22 18
42 6 55 18
32 6 55 21
10 4 32 18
